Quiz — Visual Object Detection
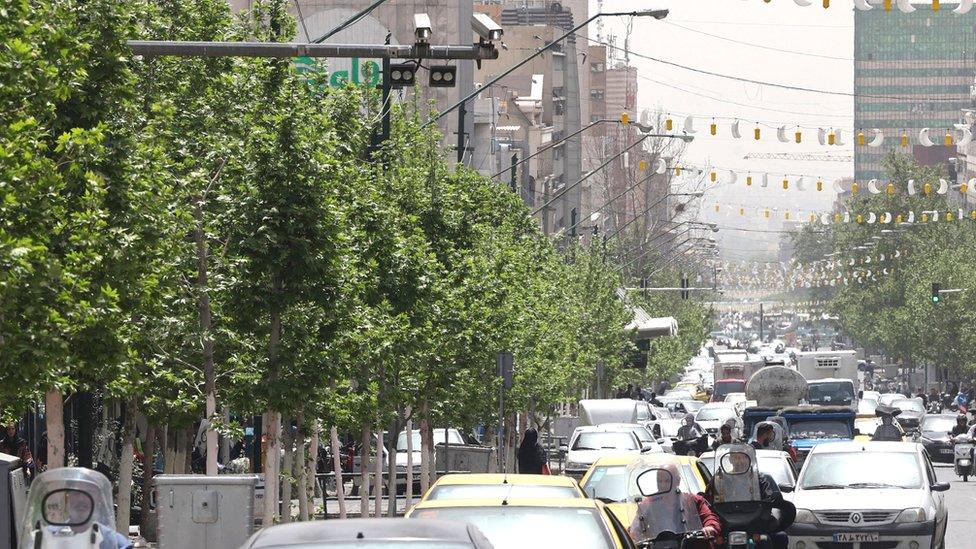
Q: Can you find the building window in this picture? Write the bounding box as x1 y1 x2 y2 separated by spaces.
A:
590 89 605 100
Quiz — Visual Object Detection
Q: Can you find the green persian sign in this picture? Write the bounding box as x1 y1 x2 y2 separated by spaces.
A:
294 56 381 88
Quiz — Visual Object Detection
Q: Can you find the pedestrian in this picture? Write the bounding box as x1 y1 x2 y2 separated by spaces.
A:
632 385 644 401
0 423 34 479
516 428 548 475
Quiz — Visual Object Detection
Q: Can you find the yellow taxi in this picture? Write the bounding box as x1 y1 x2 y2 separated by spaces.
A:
578 453 712 526
407 497 637 549
675 382 710 403
416 473 585 504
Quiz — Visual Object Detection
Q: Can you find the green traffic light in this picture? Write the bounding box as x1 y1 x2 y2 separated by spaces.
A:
932 296 941 304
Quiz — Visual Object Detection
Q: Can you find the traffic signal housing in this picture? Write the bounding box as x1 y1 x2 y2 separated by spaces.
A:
932 283 941 304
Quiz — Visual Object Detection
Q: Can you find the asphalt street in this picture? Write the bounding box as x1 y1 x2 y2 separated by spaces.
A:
936 463 976 549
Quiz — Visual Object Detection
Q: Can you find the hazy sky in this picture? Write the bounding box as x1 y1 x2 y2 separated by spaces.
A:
593 0 858 259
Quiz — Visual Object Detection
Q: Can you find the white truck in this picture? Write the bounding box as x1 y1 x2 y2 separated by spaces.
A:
795 350 859 409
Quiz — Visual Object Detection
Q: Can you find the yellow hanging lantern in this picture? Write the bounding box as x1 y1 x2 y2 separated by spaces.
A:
857 130 866 146
971 210 976 220
710 171 717 183
961 183 969 194
764 209 771 219
639 159 647 171
834 213 843 223
922 212 929 223
944 129 954 147
946 211 954 222
620 112 630 125
901 131 909 148
795 129 802 144
746 176 753 186
785 211 791 220
740 207 745 216
710 121 717 136
896 214 903 224
856 214 864 224
923 182 932 196
783 178 789 190
823 0 829 7
817 180 823 192
851 182 860 195
665 117 673 131
754 126 761 141
675 166 682 176
809 213 817 223
884 0 892 10
886 182 895 196
933 0 940 11
828 132 836 146
715 204 721 213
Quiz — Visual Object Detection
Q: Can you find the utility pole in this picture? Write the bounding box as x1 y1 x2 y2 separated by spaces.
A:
456 101 467 164
510 153 518 193
759 302 765 342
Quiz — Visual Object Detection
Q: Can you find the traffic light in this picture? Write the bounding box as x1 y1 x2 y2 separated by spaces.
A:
389 63 416 88
932 283 941 304
681 275 689 300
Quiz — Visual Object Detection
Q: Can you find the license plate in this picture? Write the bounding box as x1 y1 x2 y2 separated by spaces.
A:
942 448 955 454
833 533 880 542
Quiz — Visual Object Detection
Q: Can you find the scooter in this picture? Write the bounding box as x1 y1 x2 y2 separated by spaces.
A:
953 435 974 482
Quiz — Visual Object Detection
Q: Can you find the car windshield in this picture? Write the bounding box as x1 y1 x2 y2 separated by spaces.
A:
398 429 464 451
788 420 852 440
658 422 681 438
921 416 956 434
757 456 794 488
891 399 925 414
713 381 746 399
857 399 878 415
800 452 923 489
581 465 698 502
427 484 578 501
696 406 735 422
411 506 613 549
572 432 637 451
807 382 855 405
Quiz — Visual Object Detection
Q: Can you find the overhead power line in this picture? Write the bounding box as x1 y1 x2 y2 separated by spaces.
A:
577 33 966 103
662 21 853 61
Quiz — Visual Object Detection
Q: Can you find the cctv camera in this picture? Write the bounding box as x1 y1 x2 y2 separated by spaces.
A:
414 13 432 43
472 13 503 42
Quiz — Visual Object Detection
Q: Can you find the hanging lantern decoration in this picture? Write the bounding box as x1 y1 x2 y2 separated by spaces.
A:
818 128 827 146
933 0 940 11
961 181 970 194
896 214 903 224
834 213 843 223
783 177 790 190
710 120 717 136
886 182 895 196
919 128 935 147
731 119 742 139
868 179 881 194
785 211 791 220
816 179 823 192
944 129 954 147
675 166 682 176
740 207 746 216
897 0 917 13
954 0 974 14
869 129 885 147
710 171 717 183
901 131 909 148
857 130 866 146
828 131 836 146
754 125 762 141
946 211 954 222
764 209 771 219
665 116 673 131
884 0 893 10
851 181 860 195
746 175 753 186
922 212 929 223
923 182 932 196
971 210 976 220
639 159 647 171
810 213 817 223
795 128 802 144
856 214 864 224
683 115 696 134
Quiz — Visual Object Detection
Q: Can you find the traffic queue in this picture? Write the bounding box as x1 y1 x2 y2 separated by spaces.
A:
13 340 964 549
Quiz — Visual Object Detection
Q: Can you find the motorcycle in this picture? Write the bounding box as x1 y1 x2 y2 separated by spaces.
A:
953 435 974 482
628 457 708 549
636 529 709 549
672 434 709 457
927 400 943 414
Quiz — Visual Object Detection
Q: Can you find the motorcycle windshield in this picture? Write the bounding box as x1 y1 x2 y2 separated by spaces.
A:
21 468 117 549
712 444 761 504
626 457 703 543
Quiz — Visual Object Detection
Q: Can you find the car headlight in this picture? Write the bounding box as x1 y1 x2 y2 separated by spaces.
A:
896 508 927 523
794 508 819 524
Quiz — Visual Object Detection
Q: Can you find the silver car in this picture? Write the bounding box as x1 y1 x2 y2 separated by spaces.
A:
788 441 949 549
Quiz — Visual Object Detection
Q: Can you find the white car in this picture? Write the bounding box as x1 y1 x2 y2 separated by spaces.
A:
564 426 643 478
788 442 949 549
597 423 663 454
694 402 742 436
699 449 798 492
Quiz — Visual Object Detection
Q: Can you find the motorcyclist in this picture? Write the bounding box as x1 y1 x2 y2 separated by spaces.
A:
955 391 969 412
706 448 790 549
678 414 704 440
951 414 970 437
871 407 902 442
675 414 707 456
750 423 776 451
712 422 736 450
631 463 722 548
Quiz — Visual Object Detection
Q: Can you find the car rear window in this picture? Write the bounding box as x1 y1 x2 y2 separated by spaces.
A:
411 506 613 549
427 484 578 501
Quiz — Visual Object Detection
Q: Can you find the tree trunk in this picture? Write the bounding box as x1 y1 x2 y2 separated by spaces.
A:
386 412 400 518
359 425 371 518
184 427 194 474
162 425 174 474
301 418 317 520
373 424 384 517
194 199 219 477
45 388 64 470
419 401 431 494
262 410 281 525
140 425 157 540
329 426 347 519
296 413 308 522
405 409 414 503
280 416 294 524
220 406 230 465
116 401 138 533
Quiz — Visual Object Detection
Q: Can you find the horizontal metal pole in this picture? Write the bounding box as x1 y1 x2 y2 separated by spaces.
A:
126 40 498 61
623 287 716 292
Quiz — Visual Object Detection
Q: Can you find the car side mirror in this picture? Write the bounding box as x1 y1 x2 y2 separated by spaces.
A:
932 482 950 492
656 438 667 445
780 485 794 493
558 444 568 453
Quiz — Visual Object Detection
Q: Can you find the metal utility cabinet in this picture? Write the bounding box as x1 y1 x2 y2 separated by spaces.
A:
154 475 257 549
